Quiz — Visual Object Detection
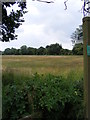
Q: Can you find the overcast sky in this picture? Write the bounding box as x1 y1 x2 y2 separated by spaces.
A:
0 0 83 51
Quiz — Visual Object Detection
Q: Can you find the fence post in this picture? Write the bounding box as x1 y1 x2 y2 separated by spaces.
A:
83 17 90 120
0 2 2 120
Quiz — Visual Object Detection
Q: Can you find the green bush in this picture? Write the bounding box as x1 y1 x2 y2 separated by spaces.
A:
2 71 85 120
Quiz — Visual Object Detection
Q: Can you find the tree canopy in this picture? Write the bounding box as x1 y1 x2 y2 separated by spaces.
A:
2 42 83 55
1 0 55 42
71 25 83 45
72 43 83 55
2 43 75 55
1 1 27 42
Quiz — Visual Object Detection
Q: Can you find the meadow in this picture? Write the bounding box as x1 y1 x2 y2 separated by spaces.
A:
2 55 83 77
2 55 85 120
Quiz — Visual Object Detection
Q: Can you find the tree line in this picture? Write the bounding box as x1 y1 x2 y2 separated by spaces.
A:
2 43 83 55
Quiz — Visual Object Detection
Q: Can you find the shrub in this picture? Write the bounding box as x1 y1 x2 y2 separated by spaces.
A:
2 71 85 120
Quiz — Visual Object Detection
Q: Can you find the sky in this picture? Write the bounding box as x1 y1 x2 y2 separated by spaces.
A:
0 0 83 51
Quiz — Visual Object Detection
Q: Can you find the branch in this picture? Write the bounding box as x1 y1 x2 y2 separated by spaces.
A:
32 0 54 3
82 0 90 16
64 0 68 10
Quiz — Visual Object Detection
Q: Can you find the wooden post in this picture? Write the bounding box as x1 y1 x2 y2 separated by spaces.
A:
0 2 2 120
83 17 90 120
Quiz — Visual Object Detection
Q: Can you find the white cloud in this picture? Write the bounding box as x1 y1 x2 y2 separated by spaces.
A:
0 0 83 51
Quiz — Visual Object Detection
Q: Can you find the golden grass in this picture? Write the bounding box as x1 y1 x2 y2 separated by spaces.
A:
2 55 83 76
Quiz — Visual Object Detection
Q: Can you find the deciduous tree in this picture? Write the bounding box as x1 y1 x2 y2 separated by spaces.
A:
71 25 83 45
1 1 27 42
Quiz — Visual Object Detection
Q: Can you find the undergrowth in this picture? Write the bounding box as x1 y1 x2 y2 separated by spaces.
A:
2 69 85 120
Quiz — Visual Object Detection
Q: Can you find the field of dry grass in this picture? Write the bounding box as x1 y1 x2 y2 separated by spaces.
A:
2 55 83 76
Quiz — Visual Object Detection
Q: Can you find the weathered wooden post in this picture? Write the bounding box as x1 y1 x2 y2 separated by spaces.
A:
83 16 90 120
82 1 90 119
0 2 2 120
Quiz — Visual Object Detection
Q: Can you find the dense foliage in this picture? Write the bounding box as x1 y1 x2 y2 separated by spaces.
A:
2 43 83 55
2 70 85 120
1 2 27 42
72 43 83 55
71 25 83 45
2 43 71 55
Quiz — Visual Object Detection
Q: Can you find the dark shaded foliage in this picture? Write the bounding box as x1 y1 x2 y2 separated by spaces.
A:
2 71 85 120
1 2 27 42
2 43 73 55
